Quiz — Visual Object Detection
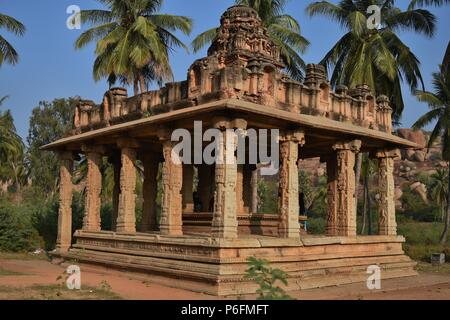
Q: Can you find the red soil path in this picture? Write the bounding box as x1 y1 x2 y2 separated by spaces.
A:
1 258 450 300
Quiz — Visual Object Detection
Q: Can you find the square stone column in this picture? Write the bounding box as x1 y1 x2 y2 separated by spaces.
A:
159 129 183 236
82 145 104 232
116 139 139 234
211 119 244 239
325 155 338 236
182 164 195 213
375 149 400 236
278 130 305 239
141 154 160 232
56 152 74 253
332 140 361 236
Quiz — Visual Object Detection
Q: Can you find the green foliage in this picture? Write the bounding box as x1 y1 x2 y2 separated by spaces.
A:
257 178 278 213
307 217 326 234
26 98 78 194
0 201 41 252
75 0 192 93
245 257 292 300
401 187 440 222
0 11 26 66
307 0 436 120
398 221 450 261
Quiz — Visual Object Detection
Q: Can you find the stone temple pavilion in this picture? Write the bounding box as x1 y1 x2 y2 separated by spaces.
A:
44 5 419 295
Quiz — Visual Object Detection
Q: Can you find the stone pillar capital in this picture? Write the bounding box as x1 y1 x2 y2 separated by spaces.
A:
280 130 305 146
212 117 232 130
332 140 361 153
374 148 401 159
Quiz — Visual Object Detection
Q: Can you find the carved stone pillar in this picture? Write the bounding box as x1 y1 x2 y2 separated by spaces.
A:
332 140 361 236
159 129 183 236
141 154 159 232
116 139 138 234
56 152 73 252
182 164 194 212
325 155 338 236
111 154 121 231
278 130 305 238
375 149 400 236
82 146 104 231
211 121 240 239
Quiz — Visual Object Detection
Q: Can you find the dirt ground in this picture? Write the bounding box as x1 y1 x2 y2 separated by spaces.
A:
1 255 450 300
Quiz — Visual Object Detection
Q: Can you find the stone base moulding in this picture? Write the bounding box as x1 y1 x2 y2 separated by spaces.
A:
52 231 417 296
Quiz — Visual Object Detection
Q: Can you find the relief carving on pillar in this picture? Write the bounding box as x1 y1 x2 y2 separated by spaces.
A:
116 147 137 233
83 152 102 231
375 149 400 236
278 130 304 238
56 152 74 252
160 138 183 236
332 140 361 236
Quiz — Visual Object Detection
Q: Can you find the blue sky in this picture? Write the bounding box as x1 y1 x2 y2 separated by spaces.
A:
0 0 449 140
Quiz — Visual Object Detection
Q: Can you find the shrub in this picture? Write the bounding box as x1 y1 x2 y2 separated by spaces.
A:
0 202 42 252
245 257 292 300
307 217 326 234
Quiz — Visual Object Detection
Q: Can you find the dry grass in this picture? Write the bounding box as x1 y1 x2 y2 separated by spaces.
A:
0 284 122 300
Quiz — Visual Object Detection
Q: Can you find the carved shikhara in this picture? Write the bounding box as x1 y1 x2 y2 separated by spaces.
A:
141 154 159 232
116 147 137 233
332 140 361 236
83 151 102 231
160 138 183 236
56 152 73 252
212 128 238 239
375 149 400 236
278 130 305 238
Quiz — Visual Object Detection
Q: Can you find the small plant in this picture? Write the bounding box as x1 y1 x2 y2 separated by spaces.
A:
245 257 293 300
98 280 112 292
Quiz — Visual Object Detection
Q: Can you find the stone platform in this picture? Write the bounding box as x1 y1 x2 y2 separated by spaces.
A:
53 231 417 296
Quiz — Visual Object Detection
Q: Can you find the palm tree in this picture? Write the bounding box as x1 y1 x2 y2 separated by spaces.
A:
306 0 436 121
430 168 449 222
0 11 26 67
413 41 450 244
192 0 310 81
0 98 25 191
409 0 450 8
75 0 192 95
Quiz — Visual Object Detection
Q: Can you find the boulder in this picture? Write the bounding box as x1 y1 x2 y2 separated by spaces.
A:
410 182 428 204
413 150 427 162
397 129 427 148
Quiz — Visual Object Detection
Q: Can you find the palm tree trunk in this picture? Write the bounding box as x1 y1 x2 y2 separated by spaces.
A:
439 163 450 244
139 72 146 94
133 77 139 96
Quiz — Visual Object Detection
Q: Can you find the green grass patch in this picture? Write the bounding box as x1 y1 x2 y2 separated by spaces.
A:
398 221 450 261
416 262 450 274
0 251 49 261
